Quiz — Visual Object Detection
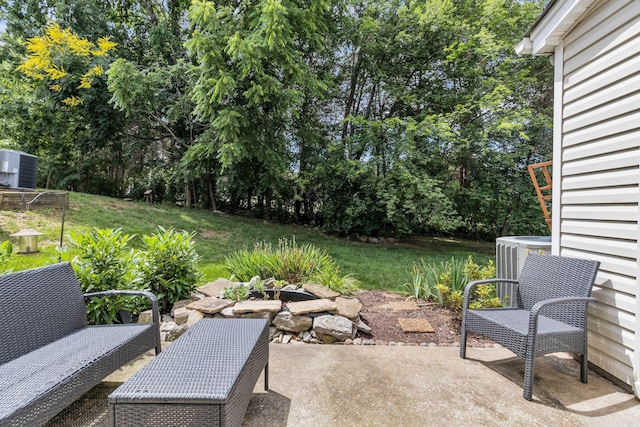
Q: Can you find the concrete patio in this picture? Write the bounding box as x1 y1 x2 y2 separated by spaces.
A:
51 343 640 427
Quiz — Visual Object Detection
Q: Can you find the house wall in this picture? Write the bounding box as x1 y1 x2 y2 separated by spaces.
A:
558 0 640 390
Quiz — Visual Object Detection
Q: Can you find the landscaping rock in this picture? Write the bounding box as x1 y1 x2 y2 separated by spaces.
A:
165 323 189 341
333 297 362 320
171 298 199 314
287 298 337 316
318 334 337 344
186 297 235 314
172 307 204 326
312 314 356 341
263 277 276 287
302 283 340 300
174 310 189 325
273 311 313 333
239 312 275 320
220 307 237 318
355 317 372 334
138 310 153 324
232 300 282 315
197 278 242 298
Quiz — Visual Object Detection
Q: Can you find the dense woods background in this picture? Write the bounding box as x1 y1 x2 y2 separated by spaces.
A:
0 0 553 239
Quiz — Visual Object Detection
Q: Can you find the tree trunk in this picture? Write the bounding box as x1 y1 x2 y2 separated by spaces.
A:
208 177 217 211
184 183 192 207
265 189 272 221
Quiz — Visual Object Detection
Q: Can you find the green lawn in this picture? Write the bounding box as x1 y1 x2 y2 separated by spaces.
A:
0 192 495 293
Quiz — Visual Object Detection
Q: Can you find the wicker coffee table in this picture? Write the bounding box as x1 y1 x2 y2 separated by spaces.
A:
108 318 269 427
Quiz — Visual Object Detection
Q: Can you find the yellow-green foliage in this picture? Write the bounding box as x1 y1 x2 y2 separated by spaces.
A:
469 284 503 309
464 256 503 309
17 24 116 107
464 256 496 281
414 255 501 311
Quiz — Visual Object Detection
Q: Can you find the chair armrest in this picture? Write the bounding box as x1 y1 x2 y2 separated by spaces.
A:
530 296 597 317
83 290 161 326
463 278 519 311
528 296 598 331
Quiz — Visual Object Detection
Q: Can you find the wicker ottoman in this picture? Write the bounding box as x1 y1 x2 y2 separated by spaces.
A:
108 318 269 427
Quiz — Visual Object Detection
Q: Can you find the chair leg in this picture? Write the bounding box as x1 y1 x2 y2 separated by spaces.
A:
460 325 467 359
264 363 269 391
523 351 535 401
580 352 588 384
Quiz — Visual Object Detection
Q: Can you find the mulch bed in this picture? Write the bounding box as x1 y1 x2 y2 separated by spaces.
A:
356 290 493 346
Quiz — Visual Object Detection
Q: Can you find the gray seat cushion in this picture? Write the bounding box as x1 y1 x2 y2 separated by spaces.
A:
0 324 156 424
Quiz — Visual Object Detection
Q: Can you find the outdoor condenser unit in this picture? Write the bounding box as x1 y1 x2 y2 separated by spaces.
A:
495 236 551 306
0 149 38 190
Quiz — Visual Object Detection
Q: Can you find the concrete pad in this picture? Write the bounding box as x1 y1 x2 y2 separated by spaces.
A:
243 346 640 427
99 344 640 427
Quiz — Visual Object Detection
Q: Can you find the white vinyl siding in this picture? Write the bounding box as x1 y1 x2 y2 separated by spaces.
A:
559 0 640 387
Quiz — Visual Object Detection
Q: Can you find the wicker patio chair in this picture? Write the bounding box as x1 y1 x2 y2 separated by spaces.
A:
460 253 600 400
0 263 161 426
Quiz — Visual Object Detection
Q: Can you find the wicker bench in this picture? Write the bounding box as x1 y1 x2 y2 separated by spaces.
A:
108 318 270 427
0 263 162 426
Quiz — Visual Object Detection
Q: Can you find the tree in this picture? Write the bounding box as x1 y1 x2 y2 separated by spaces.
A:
187 0 335 218
0 0 554 238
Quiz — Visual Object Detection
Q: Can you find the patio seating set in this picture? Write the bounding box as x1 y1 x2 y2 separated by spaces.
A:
0 263 268 427
0 254 599 425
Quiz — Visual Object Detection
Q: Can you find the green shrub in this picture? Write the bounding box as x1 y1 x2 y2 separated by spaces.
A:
0 240 13 274
138 226 202 311
58 228 144 325
58 227 202 323
225 236 358 294
408 255 501 311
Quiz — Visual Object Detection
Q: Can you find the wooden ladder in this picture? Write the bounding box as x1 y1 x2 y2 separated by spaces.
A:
527 161 552 232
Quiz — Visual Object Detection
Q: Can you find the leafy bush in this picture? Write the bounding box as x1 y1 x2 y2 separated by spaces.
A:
225 237 358 294
0 241 13 274
58 227 202 323
138 226 201 311
58 228 144 325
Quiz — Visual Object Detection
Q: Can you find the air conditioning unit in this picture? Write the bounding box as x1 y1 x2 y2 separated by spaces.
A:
0 149 38 190
496 236 551 306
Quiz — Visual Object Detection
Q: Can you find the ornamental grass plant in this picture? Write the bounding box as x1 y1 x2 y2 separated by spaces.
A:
225 237 358 295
